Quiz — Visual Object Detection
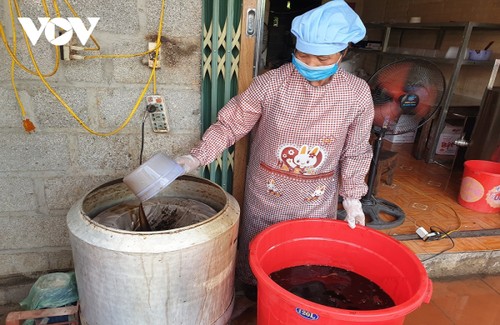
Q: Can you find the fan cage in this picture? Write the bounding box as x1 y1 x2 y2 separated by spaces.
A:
368 59 446 135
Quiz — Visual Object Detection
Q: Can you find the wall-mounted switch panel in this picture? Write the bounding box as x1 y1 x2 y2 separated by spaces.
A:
146 95 169 133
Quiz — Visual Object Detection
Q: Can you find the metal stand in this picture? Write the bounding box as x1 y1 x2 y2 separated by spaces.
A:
338 128 406 229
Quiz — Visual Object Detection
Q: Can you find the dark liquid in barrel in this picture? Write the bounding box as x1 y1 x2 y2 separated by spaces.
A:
270 265 395 310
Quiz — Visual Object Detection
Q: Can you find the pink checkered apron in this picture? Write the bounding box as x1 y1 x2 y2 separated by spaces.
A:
191 63 374 285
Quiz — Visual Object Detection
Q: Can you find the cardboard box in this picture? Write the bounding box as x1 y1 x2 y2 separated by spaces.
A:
385 130 417 143
384 115 419 143
435 123 463 155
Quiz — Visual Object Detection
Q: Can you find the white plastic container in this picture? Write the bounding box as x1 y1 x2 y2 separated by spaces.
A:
67 176 240 325
468 49 492 61
445 46 470 59
123 152 184 201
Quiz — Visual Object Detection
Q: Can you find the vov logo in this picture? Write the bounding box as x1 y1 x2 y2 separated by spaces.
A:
17 17 100 46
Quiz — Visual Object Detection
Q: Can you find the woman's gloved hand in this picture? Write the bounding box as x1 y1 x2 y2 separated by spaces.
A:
175 155 201 174
342 198 365 229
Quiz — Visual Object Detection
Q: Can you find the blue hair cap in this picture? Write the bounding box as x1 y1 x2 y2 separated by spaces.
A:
291 0 366 55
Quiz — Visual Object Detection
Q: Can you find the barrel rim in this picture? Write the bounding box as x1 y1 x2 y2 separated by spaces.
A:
67 175 240 253
249 218 431 321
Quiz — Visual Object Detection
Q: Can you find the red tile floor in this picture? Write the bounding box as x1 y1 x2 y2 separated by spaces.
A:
230 274 500 324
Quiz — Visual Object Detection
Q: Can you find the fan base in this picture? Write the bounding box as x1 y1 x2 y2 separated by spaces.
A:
338 195 405 230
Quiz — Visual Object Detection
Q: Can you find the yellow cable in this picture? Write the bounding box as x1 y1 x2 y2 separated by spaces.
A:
83 45 160 60
2 0 161 64
23 36 160 136
4 0 165 135
9 2 24 118
22 0 165 136
63 0 160 59
9 0 37 132
42 0 51 16
0 0 60 77
61 0 100 51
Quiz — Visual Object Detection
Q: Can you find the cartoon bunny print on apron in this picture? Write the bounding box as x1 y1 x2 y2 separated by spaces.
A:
262 143 334 202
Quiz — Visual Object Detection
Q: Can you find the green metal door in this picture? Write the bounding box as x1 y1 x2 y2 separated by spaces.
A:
201 0 242 193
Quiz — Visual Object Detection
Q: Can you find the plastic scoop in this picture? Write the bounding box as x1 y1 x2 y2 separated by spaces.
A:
123 153 185 202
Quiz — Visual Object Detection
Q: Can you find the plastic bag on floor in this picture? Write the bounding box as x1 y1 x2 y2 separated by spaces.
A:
20 272 78 325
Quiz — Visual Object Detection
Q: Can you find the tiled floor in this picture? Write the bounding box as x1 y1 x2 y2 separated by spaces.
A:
372 142 500 257
230 274 500 324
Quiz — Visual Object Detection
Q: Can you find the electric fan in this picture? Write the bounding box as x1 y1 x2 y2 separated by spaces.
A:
339 58 446 229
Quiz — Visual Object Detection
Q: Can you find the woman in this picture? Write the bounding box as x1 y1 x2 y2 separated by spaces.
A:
175 0 374 297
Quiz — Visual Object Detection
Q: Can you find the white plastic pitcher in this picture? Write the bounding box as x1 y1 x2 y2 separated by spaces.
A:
123 153 184 201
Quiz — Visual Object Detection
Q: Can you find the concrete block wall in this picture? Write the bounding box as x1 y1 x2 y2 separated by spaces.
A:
0 0 202 297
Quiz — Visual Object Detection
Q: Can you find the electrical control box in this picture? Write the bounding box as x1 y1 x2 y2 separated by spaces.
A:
146 95 169 133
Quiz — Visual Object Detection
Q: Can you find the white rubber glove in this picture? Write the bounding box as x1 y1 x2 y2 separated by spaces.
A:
175 155 201 174
342 198 365 229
